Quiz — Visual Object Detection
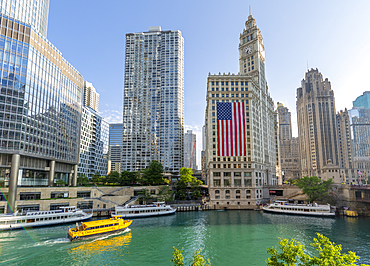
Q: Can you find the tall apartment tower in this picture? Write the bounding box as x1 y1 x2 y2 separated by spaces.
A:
184 130 196 170
336 109 356 183
122 26 184 174
84 81 99 112
0 2 83 213
276 103 301 181
78 107 109 178
205 14 276 209
108 123 123 173
296 69 339 180
0 0 49 38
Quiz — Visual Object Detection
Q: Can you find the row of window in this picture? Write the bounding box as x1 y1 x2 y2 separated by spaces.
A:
211 81 247 86
211 94 248 98
215 189 251 194
213 178 252 187
211 87 248 92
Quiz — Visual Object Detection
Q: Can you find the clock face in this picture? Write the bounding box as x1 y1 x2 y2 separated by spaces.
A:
244 45 252 55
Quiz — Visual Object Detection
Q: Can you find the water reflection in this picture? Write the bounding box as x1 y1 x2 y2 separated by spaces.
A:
70 231 132 255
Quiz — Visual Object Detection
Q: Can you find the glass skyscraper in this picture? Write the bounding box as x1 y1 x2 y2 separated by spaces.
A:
0 0 49 38
109 123 122 173
122 26 184 174
0 2 83 213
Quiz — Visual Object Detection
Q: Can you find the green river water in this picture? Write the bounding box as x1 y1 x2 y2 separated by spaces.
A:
1 210 369 265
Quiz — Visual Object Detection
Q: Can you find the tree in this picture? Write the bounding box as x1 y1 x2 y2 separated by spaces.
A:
120 170 137 185
157 186 174 202
266 233 369 266
77 173 89 186
171 247 211 266
107 171 120 184
294 176 333 202
55 179 67 186
138 188 153 205
141 160 164 185
175 167 203 200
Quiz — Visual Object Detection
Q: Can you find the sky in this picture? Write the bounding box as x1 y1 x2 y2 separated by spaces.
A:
47 0 370 169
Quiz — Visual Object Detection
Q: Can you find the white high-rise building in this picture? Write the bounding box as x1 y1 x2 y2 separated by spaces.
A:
122 26 184 174
205 14 276 209
84 81 99 112
184 130 196 170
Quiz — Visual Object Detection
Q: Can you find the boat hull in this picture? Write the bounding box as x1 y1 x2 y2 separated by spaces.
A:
0 213 93 230
112 208 176 218
262 207 335 217
68 227 130 241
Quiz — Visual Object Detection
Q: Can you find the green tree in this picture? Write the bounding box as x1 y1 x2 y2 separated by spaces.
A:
175 167 203 200
107 171 120 184
55 179 67 186
138 188 153 205
141 160 165 185
157 186 174 202
266 233 369 266
171 247 211 266
91 172 101 184
294 176 333 202
77 173 89 186
120 170 137 185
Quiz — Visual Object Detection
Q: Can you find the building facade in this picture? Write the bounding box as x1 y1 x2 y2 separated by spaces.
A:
184 130 196 170
205 14 276 209
122 26 184 174
0 12 83 213
0 0 49 38
336 109 356 183
296 69 340 180
353 91 370 109
78 107 109 178
83 81 99 112
108 123 122 173
276 103 301 181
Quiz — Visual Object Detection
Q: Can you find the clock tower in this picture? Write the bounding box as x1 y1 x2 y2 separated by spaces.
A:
239 13 267 94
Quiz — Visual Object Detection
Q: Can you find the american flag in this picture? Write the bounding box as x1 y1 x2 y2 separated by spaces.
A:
217 102 246 156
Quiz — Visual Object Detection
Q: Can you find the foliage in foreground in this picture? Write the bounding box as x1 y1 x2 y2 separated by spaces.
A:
294 176 333 202
175 167 203 200
171 247 211 266
266 233 369 266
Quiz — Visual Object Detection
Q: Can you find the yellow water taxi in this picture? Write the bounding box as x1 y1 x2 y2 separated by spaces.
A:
68 215 132 241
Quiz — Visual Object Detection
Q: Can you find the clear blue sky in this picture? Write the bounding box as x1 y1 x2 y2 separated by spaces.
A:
47 0 370 168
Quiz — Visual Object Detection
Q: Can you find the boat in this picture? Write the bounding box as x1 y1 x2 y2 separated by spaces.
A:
262 200 335 217
111 202 176 218
0 206 92 230
68 215 132 241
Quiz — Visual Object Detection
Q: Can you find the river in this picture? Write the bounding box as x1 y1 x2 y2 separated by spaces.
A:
1 210 369 265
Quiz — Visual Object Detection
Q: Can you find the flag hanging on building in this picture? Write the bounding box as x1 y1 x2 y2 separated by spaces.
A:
217 102 246 156
358 170 363 175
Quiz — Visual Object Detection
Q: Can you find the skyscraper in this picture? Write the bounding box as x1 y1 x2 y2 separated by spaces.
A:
84 81 99 112
109 123 123 173
296 69 339 179
184 130 196 170
276 103 301 181
122 26 184 174
0 0 49 38
353 91 370 109
0 4 83 213
205 14 276 209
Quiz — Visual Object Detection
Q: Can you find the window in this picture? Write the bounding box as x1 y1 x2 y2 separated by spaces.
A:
235 179 241 186
215 190 220 194
244 179 252 186
224 172 231 177
225 190 230 194
77 191 91 198
224 179 231 186
236 190 241 194
234 172 241 177
214 179 221 187
214 172 221 177
244 172 251 177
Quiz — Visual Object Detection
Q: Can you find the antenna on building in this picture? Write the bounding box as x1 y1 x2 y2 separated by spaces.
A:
249 5 251 16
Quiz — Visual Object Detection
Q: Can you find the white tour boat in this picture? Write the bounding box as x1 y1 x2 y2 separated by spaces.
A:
262 200 335 217
0 206 92 230
112 202 176 218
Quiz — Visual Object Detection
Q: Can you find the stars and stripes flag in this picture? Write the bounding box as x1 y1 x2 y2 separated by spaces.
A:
217 102 246 156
